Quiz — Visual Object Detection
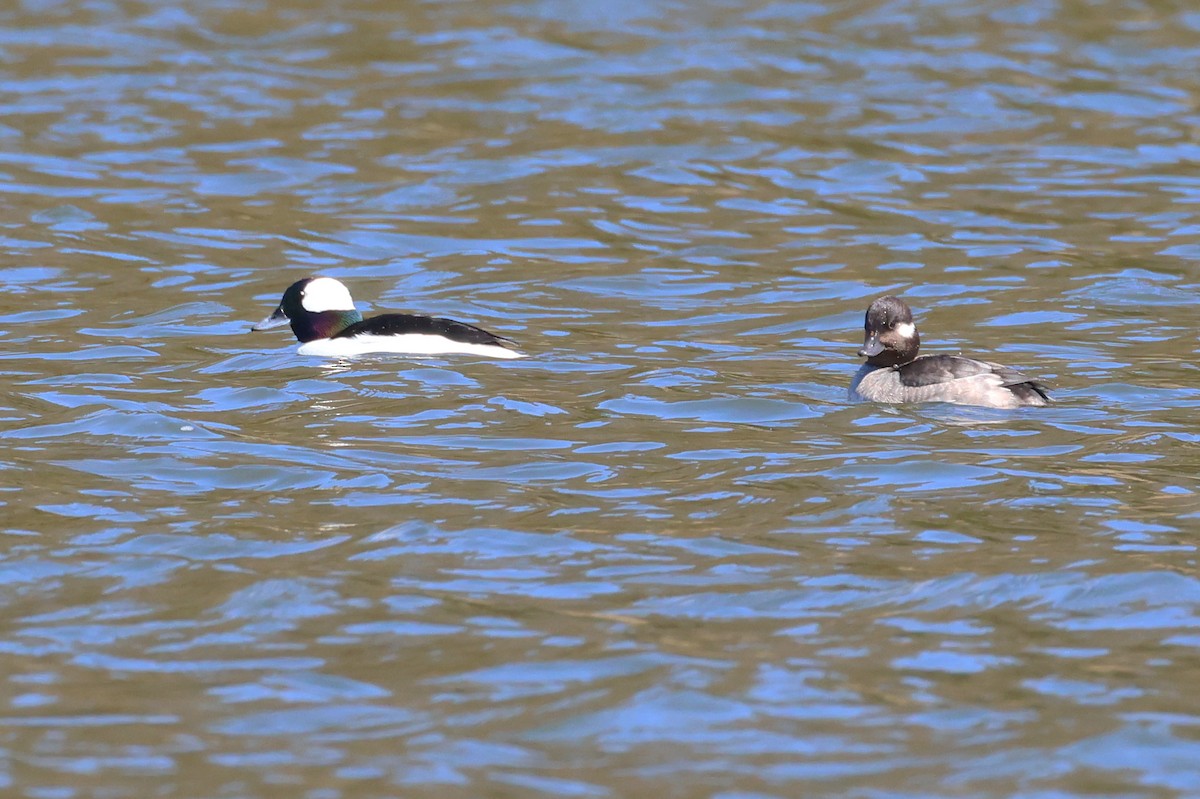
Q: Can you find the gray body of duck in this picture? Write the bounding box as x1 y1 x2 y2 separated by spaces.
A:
848 295 1049 409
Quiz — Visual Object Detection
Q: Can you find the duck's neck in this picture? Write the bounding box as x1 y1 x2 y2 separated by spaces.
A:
291 309 363 342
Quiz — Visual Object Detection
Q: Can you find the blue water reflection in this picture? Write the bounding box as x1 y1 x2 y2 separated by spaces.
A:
1 0 1200 796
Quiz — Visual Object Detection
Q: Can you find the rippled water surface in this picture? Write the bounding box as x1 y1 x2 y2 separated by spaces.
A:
3 0 1200 796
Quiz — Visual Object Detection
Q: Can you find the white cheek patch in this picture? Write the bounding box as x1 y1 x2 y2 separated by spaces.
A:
301 277 356 313
894 322 916 339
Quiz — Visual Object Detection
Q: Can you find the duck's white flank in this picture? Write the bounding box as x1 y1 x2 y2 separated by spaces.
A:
301 277 356 313
297 333 524 359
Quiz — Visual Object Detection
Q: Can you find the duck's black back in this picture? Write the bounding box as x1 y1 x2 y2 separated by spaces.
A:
333 313 512 347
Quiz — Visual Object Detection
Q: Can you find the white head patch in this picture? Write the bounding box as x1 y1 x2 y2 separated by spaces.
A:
894 322 916 339
302 277 355 313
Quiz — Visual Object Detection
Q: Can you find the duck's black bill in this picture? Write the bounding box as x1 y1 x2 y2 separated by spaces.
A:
858 336 884 358
250 307 290 332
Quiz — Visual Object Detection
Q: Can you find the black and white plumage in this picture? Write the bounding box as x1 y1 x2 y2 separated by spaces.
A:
251 276 523 359
849 295 1049 408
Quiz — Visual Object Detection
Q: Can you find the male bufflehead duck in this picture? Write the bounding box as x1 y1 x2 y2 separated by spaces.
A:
251 276 523 359
849 295 1049 408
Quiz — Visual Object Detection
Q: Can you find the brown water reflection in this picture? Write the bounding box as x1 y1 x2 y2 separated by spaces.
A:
1 0 1200 796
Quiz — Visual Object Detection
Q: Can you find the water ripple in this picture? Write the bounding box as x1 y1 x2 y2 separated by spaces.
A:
1 0 1200 796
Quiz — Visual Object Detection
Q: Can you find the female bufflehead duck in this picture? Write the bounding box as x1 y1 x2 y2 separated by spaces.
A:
849 295 1049 408
251 276 523 359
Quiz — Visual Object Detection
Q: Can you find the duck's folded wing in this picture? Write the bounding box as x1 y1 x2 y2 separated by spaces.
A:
896 354 997 386
898 355 1050 403
334 314 514 347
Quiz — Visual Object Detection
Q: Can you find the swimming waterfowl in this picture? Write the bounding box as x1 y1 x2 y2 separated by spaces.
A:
849 295 1049 408
251 276 523 359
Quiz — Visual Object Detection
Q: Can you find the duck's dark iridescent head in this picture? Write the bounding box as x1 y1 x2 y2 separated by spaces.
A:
859 295 920 367
251 276 363 343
